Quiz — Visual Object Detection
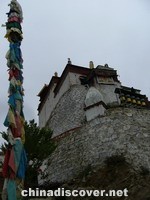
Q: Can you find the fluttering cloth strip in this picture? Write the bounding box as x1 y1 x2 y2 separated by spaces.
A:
2 1 27 200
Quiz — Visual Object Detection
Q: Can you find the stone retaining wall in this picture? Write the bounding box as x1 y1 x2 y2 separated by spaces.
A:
41 107 150 185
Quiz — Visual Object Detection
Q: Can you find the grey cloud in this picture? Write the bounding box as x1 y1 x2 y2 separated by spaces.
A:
0 0 150 144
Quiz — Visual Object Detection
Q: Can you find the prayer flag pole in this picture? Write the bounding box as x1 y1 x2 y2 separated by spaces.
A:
2 0 27 199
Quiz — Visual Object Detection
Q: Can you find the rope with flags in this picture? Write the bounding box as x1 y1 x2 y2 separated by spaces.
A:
2 0 27 199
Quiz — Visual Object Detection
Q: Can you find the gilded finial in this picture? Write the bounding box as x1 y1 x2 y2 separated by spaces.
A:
89 61 94 69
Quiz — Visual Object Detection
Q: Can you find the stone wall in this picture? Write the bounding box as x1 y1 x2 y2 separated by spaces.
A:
47 85 88 138
39 72 86 128
41 107 150 185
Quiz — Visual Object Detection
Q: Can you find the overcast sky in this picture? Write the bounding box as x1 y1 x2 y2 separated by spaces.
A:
0 0 150 143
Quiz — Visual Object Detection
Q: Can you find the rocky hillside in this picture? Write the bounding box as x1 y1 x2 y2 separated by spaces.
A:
57 155 150 200
42 107 150 185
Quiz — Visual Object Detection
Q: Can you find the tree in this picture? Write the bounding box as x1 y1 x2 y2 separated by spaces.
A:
0 120 56 188
24 120 56 187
